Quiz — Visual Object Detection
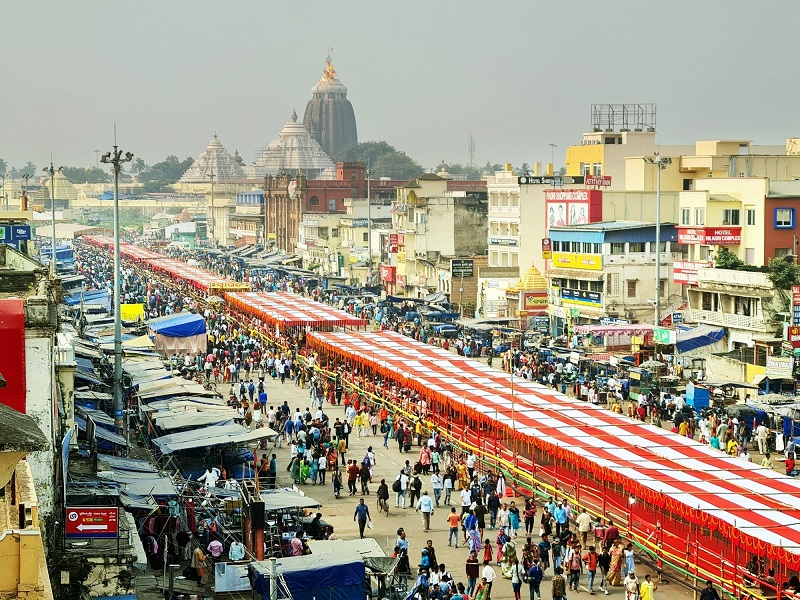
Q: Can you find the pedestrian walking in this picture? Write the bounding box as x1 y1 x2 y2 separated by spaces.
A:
353 498 371 539
416 491 435 532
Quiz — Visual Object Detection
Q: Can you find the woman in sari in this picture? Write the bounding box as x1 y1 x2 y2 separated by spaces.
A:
496 472 507 499
299 459 310 484
500 538 518 579
456 461 469 490
608 540 624 586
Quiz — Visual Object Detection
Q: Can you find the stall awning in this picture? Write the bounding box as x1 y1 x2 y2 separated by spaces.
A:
676 324 725 353
151 422 277 454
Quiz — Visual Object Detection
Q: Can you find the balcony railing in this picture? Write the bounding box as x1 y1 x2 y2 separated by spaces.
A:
686 308 766 332
697 268 771 289
55 344 75 367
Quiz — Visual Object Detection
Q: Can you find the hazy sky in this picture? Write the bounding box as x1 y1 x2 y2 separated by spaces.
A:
3 0 798 174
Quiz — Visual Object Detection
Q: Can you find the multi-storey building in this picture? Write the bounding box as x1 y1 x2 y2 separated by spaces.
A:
546 222 681 334
389 173 487 298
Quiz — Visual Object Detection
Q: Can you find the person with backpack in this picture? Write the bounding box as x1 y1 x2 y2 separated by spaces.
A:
566 542 583 591
247 379 256 401
552 567 568 600
410 472 423 507
526 558 544 600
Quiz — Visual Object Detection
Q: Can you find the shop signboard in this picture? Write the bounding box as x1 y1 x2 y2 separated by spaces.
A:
788 326 800 349
654 328 676 345
551 253 602 270
585 175 612 187
766 356 794 379
561 288 602 307
793 285 800 325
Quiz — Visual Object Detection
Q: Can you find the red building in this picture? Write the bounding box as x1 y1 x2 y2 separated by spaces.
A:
764 193 800 261
303 162 407 214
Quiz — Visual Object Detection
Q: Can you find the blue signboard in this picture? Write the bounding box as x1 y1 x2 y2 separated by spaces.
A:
11 226 31 241
561 288 602 307
672 312 683 324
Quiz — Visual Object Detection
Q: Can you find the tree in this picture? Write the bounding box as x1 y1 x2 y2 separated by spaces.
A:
372 151 423 180
19 162 36 178
768 256 800 291
0 159 6 176
61 166 110 184
131 158 147 174
331 141 397 167
443 162 484 180
137 155 194 191
713 247 745 270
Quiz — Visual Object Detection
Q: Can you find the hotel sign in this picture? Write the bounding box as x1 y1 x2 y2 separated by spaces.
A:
585 175 612 187
673 260 712 286
677 227 742 245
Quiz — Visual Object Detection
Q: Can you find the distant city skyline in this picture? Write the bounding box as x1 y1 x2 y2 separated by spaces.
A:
2 0 799 174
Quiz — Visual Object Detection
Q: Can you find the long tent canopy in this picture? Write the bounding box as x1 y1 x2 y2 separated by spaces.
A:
151 422 277 454
308 330 800 569
226 291 366 330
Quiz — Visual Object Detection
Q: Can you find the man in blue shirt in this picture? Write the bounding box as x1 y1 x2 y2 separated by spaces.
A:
554 502 568 538
416 491 435 532
527 558 544 600
354 498 371 539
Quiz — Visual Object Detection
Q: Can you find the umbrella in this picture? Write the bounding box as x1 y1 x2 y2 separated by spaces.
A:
639 359 665 370
206 295 224 304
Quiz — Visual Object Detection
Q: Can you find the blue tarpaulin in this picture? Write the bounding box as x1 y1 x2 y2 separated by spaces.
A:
676 324 725 353
148 312 206 337
249 552 365 600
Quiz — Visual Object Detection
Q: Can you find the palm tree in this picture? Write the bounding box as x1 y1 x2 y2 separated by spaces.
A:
0 159 7 176
131 157 147 174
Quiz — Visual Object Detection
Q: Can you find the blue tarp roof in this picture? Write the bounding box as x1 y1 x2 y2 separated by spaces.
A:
75 415 128 446
676 324 725 353
63 289 110 306
148 312 206 337
249 552 365 600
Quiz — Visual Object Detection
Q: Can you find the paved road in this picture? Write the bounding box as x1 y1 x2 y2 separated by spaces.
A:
258 371 696 600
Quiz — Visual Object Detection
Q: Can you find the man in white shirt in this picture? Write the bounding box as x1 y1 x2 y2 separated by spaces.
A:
756 423 769 455
460 488 473 516
467 453 477 480
481 564 497 597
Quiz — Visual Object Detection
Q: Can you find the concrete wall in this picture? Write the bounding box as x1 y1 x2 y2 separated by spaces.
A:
25 334 55 522
704 353 746 382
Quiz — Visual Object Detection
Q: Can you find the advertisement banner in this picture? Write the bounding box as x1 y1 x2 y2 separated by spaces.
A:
793 285 800 325
523 293 548 309
66 507 119 539
541 238 552 260
654 328 677 345
561 288 602 307
585 175 612 187
396 274 406 288
551 253 602 270
788 326 800 349
379 265 396 282
673 260 712 286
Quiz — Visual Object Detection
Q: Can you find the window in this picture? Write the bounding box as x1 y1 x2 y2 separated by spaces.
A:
775 208 795 228
572 242 582 252
593 243 602 254
318 227 328 240
722 209 740 225
589 280 603 293
745 248 755 264
581 163 590 176
553 241 561 251
362 232 369 243
331 228 339 238
656 241 667 253
659 279 666 296
578 280 589 291
582 242 592 254
695 208 705 225
746 208 756 226
611 242 625 255
328 198 336 211
592 163 602 176
683 179 693 191
627 280 637 298
681 208 691 225
310 195 319 207
629 242 646 253
607 273 620 296
775 247 792 258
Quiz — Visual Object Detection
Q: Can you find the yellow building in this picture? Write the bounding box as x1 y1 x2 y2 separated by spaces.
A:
0 403 51 600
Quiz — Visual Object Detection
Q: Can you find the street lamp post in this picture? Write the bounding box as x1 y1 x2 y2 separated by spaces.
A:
644 154 672 325
366 163 372 285
549 143 557 171
100 144 133 435
209 169 215 245
0 174 6 210
21 174 31 211
43 163 62 275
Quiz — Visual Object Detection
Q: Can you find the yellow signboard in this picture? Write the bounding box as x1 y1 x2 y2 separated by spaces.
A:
120 303 145 322
551 253 602 270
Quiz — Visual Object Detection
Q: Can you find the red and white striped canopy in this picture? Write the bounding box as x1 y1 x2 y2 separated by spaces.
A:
227 292 366 330
308 330 800 565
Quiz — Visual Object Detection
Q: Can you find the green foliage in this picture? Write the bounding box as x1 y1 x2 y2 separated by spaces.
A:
19 162 36 178
372 151 423 180
62 166 110 184
131 158 147 174
443 162 485 180
0 159 6 176
767 256 800 291
714 247 745 270
137 155 194 191
331 140 397 166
